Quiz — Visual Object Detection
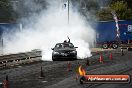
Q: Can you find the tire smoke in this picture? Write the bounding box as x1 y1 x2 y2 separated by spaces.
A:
3 0 96 61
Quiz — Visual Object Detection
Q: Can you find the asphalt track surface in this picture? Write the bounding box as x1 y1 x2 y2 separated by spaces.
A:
0 50 132 88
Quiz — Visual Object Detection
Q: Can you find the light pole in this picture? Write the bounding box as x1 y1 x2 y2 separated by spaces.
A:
1 35 3 55
68 0 69 24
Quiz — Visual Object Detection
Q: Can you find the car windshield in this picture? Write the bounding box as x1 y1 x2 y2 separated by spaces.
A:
55 43 74 48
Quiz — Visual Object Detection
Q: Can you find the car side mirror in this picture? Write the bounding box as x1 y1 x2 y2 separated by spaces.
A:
51 48 54 50
75 47 78 48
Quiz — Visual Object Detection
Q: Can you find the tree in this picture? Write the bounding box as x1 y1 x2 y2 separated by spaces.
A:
112 0 132 9
0 0 15 22
96 7 113 21
110 1 128 20
96 0 132 21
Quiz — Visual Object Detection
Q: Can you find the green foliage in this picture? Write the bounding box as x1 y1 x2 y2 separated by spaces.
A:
96 8 113 21
0 0 15 22
96 0 132 21
110 1 128 19
0 0 131 22
112 0 132 9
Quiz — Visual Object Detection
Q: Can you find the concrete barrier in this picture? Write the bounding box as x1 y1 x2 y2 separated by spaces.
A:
0 49 42 68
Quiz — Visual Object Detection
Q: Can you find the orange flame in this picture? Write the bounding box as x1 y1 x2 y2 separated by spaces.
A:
78 65 86 76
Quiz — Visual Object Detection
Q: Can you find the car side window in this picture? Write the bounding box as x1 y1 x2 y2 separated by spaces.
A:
56 45 59 48
69 43 74 48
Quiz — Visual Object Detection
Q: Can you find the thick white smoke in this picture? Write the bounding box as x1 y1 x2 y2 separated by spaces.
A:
3 0 95 61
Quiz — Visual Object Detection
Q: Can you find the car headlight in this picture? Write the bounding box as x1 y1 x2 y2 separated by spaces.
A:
71 51 76 53
53 51 59 54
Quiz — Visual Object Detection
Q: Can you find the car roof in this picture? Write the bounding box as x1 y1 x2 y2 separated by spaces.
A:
56 43 73 45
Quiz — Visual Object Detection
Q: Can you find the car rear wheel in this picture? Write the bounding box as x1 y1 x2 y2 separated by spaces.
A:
73 56 77 60
52 56 56 61
52 59 56 61
112 43 118 49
